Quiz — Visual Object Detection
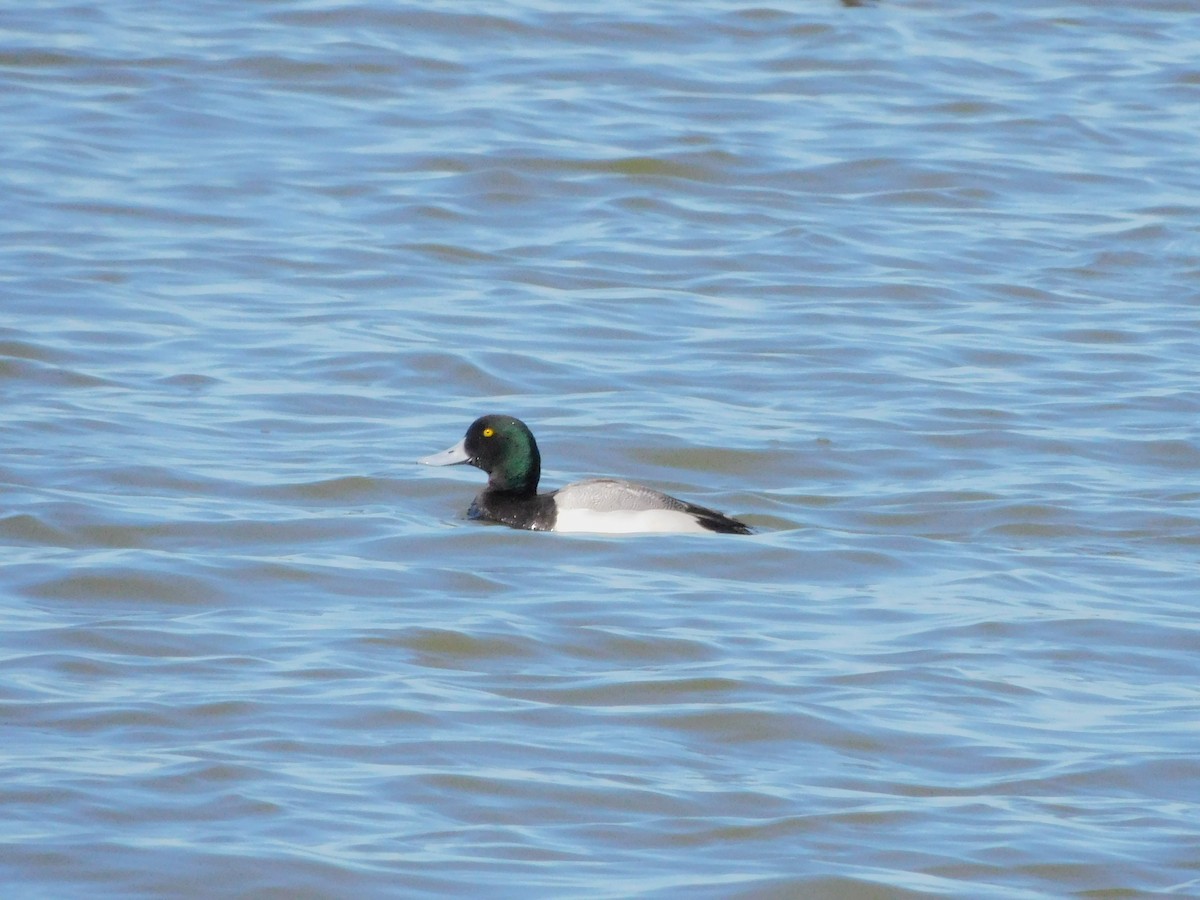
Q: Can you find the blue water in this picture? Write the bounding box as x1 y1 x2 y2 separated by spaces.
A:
3 1 1199 896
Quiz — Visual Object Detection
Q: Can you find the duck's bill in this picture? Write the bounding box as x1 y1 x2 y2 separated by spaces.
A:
418 438 471 466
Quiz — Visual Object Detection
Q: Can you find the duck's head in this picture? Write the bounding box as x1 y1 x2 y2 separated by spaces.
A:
419 414 541 494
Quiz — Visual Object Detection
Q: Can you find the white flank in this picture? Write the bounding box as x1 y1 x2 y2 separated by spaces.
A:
552 506 712 535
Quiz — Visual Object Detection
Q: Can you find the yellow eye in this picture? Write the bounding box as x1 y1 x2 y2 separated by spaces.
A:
482 427 494 438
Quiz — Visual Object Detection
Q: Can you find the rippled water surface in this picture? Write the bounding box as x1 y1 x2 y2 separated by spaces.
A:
4 1 1200 896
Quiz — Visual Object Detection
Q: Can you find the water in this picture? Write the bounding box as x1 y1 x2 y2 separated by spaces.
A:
3 1 1199 896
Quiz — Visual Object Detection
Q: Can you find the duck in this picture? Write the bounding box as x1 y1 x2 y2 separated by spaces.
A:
419 414 752 535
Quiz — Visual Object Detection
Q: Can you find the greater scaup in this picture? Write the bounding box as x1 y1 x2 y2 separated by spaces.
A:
419 415 752 535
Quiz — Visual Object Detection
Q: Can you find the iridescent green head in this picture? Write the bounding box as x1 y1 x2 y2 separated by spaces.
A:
419 414 541 495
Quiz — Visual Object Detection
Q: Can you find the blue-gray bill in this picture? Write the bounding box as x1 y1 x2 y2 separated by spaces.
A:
418 438 470 467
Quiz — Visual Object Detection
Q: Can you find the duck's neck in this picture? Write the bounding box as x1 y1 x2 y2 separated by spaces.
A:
488 439 540 496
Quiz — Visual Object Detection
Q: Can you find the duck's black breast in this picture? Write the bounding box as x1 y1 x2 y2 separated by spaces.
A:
468 489 557 531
